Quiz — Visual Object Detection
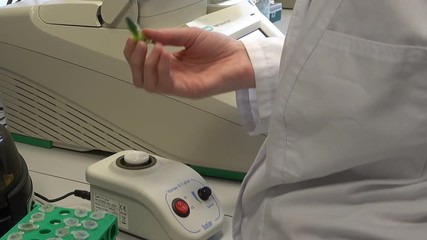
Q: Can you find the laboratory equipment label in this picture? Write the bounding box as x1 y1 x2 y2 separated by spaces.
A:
93 194 129 230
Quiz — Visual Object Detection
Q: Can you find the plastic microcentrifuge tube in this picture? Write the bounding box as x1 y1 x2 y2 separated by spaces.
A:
90 211 106 221
71 230 90 240
7 232 24 240
64 218 80 227
55 227 70 238
82 220 98 230
18 222 39 231
74 208 88 218
39 204 56 213
31 212 46 222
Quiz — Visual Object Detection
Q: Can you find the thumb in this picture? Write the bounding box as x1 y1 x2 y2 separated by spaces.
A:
143 27 202 48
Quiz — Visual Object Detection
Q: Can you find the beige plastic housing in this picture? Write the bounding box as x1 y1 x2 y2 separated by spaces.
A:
86 150 224 240
0 0 282 174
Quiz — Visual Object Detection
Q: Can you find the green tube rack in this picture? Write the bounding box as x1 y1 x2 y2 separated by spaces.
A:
1 204 118 240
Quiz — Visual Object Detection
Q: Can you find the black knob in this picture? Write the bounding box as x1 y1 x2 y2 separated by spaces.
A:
197 186 212 201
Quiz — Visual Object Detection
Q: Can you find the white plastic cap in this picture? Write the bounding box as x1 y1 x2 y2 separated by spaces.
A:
124 151 150 165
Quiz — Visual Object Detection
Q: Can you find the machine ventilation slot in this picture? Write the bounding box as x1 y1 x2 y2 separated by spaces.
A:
65 103 115 132
8 118 39 137
6 111 60 142
0 70 152 153
59 125 96 147
81 132 106 149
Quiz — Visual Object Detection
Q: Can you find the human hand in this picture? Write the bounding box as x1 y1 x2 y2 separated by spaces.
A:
123 27 255 99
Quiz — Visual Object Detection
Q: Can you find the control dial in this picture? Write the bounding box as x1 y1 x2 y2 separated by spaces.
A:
197 186 212 201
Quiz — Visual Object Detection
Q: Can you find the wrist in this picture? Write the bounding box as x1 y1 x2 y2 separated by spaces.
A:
233 41 256 90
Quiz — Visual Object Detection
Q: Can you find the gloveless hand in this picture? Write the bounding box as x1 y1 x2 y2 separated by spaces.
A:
123 27 255 99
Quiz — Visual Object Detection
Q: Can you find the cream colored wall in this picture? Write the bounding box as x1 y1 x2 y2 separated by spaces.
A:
276 0 296 9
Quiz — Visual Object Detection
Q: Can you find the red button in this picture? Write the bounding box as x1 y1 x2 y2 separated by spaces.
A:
172 198 190 217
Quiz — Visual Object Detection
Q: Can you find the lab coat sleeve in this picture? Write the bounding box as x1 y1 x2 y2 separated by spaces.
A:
236 36 284 135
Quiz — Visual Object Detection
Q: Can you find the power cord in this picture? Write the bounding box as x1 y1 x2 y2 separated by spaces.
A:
34 190 91 203
7 0 20 5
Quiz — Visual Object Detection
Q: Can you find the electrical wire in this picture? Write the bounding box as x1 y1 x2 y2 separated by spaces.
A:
6 0 20 5
34 190 91 203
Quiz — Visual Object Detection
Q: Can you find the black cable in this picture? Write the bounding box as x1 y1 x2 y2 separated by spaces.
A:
34 190 91 203
6 0 21 4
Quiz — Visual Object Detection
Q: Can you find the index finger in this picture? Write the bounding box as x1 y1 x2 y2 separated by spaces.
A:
143 27 201 48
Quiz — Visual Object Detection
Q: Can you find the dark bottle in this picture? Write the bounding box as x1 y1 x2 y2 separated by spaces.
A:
0 125 33 237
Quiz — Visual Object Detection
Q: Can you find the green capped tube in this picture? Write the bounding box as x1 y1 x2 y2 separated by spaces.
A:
125 17 151 43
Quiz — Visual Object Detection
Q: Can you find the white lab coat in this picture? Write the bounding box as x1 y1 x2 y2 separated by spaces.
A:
235 0 427 239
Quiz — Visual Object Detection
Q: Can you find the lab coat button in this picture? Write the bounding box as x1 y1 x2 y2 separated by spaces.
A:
172 198 190 217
